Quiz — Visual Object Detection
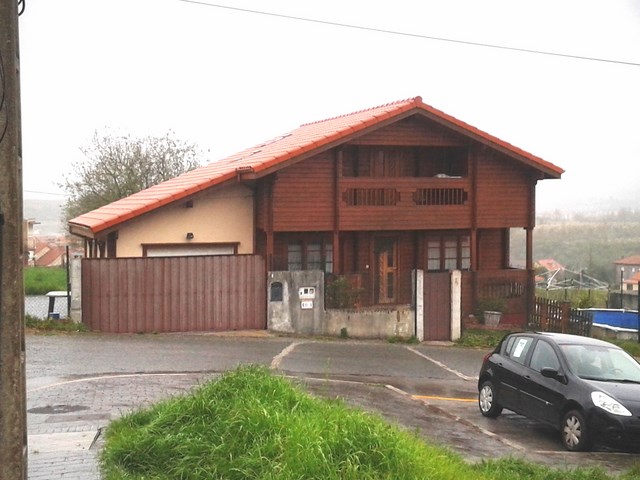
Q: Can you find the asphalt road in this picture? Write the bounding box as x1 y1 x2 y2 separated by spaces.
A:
26 332 640 478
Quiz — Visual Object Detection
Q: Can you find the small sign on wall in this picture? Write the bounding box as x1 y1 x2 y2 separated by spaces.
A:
298 287 316 300
301 300 314 310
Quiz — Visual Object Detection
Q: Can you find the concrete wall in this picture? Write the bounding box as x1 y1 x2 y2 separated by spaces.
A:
267 270 416 339
268 271 325 335
324 306 415 339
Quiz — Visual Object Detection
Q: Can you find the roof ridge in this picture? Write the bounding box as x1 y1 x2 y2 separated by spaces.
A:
300 96 422 127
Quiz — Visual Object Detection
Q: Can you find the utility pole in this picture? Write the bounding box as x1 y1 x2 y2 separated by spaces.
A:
0 0 28 478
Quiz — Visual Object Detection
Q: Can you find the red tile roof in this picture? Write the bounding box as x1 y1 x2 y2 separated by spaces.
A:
536 258 565 272
69 96 564 236
615 255 640 266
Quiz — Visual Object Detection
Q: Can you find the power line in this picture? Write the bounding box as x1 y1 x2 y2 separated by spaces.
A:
178 0 640 68
24 189 66 197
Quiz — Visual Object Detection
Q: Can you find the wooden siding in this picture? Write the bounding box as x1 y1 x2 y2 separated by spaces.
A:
82 255 266 333
475 150 533 227
349 116 466 146
272 151 334 231
477 228 506 270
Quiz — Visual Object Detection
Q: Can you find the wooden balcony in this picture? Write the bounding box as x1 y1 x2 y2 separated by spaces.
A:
338 177 472 231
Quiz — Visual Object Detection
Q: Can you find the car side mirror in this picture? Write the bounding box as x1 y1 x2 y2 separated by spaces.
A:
541 367 566 383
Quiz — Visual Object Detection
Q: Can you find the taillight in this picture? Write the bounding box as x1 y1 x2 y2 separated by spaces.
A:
483 352 492 363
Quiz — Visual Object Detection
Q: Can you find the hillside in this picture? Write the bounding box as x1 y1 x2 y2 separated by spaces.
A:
513 210 640 285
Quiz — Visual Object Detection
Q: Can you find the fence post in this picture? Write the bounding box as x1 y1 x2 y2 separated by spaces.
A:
70 254 83 323
541 299 549 332
560 301 571 334
413 269 424 342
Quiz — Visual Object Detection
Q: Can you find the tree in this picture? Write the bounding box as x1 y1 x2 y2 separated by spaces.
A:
62 130 204 221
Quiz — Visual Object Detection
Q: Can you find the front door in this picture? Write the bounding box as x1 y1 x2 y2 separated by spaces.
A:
374 238 398 304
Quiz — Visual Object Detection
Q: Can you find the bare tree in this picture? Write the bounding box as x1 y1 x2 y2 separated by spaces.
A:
62 130 204 221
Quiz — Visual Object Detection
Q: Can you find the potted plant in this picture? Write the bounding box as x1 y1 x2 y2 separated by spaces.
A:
477 297 506 327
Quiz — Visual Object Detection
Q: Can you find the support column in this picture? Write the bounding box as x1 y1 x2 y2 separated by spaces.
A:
0 1 28 477
451 270 462 341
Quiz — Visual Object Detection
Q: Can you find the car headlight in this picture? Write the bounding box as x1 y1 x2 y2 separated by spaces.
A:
591 391 632 416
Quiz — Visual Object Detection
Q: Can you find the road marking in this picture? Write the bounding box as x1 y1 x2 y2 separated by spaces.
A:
271 341 305 369
405 346 477 381
27 372 200 393
412 395 476 403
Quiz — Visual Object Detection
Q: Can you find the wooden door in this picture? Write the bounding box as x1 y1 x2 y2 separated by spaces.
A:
374 238 398 304
423 272 451 340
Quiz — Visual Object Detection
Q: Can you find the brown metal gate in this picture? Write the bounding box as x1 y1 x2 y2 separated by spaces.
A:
82 255 266 333
423 272 451 341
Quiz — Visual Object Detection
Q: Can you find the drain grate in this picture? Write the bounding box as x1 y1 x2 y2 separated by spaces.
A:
28 405 90 415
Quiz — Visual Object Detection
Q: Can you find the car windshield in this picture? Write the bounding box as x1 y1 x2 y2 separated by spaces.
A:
560 344 640 382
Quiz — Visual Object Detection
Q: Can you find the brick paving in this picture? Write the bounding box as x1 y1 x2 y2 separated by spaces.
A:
27 372 218 479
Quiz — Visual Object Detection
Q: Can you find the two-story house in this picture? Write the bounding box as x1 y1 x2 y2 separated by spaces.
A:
68 97 563 333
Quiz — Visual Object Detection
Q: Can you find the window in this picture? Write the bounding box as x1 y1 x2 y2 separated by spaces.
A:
530 340 560 372
287 243 303 271
287 240 333 273
342 146 467 178
509 337 534 365
426 235 471 271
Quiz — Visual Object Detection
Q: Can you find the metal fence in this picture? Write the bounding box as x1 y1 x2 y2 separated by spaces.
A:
25 295 69 319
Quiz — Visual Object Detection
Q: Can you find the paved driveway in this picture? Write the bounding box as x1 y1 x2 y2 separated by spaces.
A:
26 333 640 479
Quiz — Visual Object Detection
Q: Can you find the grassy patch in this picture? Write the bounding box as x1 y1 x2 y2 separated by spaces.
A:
455 328 513 349
101 366 626 480
24 266 67 295
25 315 88 333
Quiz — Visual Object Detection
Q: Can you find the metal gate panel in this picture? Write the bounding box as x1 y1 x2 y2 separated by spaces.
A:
82 255 266 333
423 272 451 341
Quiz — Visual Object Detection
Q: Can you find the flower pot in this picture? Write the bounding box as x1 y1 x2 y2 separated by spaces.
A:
483 311 502 327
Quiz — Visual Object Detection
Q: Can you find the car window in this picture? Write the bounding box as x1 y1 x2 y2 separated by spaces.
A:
529 340 560 372
503 336 516 356
561 344 640 381
509 337 533 365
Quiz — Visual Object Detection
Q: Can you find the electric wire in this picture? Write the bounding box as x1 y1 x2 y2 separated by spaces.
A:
178 0 640 68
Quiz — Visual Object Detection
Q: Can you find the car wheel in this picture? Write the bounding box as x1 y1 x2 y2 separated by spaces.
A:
561 410 592 451
478 380 503 418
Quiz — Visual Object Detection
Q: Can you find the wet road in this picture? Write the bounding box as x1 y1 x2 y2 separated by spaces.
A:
26 333 640 477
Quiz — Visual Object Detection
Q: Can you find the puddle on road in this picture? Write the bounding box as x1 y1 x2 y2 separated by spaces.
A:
28 404 90 415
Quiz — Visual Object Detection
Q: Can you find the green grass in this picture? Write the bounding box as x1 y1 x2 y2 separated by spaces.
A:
25 314 88 333
24 266 67 295
101 366 630 480
455 328 513 349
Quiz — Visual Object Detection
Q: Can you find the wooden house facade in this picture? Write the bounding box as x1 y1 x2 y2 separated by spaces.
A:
69 97 563 329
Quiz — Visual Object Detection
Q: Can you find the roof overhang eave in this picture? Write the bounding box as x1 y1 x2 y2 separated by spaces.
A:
68 223 96 239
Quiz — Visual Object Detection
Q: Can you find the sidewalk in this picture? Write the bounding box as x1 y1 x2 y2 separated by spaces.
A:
27 372 216 479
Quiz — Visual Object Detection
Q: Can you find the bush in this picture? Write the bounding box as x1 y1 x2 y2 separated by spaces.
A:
325 276 363 309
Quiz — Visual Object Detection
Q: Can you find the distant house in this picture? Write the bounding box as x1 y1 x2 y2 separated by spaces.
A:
614 255 640 290
68 97 563 328
33 241 66 267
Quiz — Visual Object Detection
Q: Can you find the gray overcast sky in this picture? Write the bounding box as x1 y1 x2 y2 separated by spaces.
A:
18 0 640 213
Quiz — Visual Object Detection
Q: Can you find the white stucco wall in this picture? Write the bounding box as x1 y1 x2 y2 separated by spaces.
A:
114 183 254 257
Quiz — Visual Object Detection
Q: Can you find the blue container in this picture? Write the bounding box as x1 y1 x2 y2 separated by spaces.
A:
587 309 639 330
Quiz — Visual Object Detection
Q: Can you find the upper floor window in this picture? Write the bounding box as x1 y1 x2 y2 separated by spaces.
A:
342 146 468 178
